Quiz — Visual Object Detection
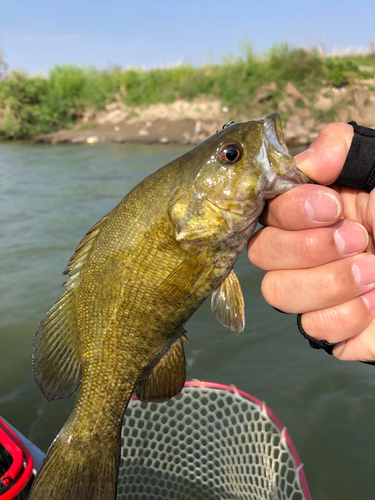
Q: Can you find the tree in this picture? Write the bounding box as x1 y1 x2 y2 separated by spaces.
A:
0 51 8 81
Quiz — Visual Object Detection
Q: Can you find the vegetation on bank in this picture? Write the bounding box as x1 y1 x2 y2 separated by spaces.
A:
0 43 375 139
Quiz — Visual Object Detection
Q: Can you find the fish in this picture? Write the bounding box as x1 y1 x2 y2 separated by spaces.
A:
28 112 310 500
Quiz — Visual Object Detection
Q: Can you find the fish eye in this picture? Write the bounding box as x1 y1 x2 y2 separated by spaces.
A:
218 144 242 164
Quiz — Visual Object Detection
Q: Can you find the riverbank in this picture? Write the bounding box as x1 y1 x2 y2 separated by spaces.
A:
1 45 375 146
34 78 375 148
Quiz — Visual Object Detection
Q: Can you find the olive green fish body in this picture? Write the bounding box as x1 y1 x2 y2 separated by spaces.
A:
62 187 252 440
29 113 311 500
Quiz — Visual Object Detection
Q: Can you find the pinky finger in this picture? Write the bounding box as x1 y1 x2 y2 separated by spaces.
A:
333 325 375 362
333 291 375 362
301 289 375 345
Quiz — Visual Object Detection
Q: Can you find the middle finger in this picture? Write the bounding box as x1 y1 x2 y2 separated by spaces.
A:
248 219 368 271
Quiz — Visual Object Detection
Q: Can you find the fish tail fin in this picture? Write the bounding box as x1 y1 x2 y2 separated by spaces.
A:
28 428 121 500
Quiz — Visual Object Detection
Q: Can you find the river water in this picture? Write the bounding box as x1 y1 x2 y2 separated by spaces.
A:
1 141 374 499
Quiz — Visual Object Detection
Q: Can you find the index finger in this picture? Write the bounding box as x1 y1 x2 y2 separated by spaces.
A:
259 184 343 230
294 122 354 185
259 122 354 230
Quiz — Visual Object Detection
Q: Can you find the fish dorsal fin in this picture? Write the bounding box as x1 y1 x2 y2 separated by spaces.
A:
135 335 186 403
152 249 212 306
211 269 245 333
33 215 109 401
62 215 108 287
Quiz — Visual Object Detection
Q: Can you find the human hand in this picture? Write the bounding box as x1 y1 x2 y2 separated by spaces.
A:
248 122 375 362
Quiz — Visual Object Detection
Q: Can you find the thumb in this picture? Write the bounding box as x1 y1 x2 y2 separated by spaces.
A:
294 123 354 185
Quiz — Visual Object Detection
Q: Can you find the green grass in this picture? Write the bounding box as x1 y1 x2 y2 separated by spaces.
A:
1 43 374 139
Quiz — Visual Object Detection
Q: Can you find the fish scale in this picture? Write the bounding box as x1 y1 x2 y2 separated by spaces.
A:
29 113 311 500
69 218 193 438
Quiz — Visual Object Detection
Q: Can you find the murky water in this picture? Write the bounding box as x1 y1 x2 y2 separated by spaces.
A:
1 141 374 499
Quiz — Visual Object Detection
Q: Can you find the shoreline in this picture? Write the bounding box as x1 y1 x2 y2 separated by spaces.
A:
32 112 323 149
28 114 333 149
5 78 375 148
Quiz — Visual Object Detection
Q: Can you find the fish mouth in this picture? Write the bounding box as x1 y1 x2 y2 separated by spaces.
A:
262 112 296 178
261 112 312 197
263 112 290 157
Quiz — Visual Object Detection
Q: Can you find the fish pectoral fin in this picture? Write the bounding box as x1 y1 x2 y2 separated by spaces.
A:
152 249 213 306
211 269 245 333
135 336 186 403
33 288 82 401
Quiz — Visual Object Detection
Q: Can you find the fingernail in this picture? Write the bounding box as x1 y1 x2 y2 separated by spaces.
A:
361 289 375 311
304 193 341 222
334 224 368 256
352 256 375 287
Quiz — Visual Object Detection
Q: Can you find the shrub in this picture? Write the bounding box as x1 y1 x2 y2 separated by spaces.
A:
0 42 374 139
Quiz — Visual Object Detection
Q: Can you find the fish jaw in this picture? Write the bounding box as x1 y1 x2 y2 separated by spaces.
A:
259 112 312 199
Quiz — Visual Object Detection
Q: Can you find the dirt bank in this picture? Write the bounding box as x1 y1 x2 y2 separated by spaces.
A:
34 80 375 148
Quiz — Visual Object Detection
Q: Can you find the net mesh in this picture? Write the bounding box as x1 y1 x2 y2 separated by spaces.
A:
117 383 309 500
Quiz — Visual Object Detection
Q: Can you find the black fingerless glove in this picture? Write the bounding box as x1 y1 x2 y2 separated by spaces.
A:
297 121 375 364
337 121 375 192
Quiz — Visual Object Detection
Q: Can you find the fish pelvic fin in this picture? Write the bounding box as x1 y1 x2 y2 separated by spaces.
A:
28 429 120 500
135 335 186 403
211 269 245 333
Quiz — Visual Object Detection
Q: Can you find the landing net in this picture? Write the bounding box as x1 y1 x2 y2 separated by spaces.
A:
117 381 311 500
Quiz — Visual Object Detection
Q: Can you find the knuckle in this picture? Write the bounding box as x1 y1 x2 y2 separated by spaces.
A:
361 324 375 361
301 232 323 263
316 267 348 298
260 272 278 306
247 229 265 267
264 198 284 227
261 271 289 311
367 339 375 361
320 122 343 137
303 307 343 341
303 229 338 265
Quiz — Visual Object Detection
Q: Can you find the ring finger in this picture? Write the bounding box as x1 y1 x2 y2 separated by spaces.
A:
261 253 375 314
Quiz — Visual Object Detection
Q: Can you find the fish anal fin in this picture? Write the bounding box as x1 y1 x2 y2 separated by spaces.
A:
211 269 245 333
152 250 212 306
136 337 186 403
33 289 82 401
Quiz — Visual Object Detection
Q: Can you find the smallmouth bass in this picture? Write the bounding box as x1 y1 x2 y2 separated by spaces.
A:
29 113 310 500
